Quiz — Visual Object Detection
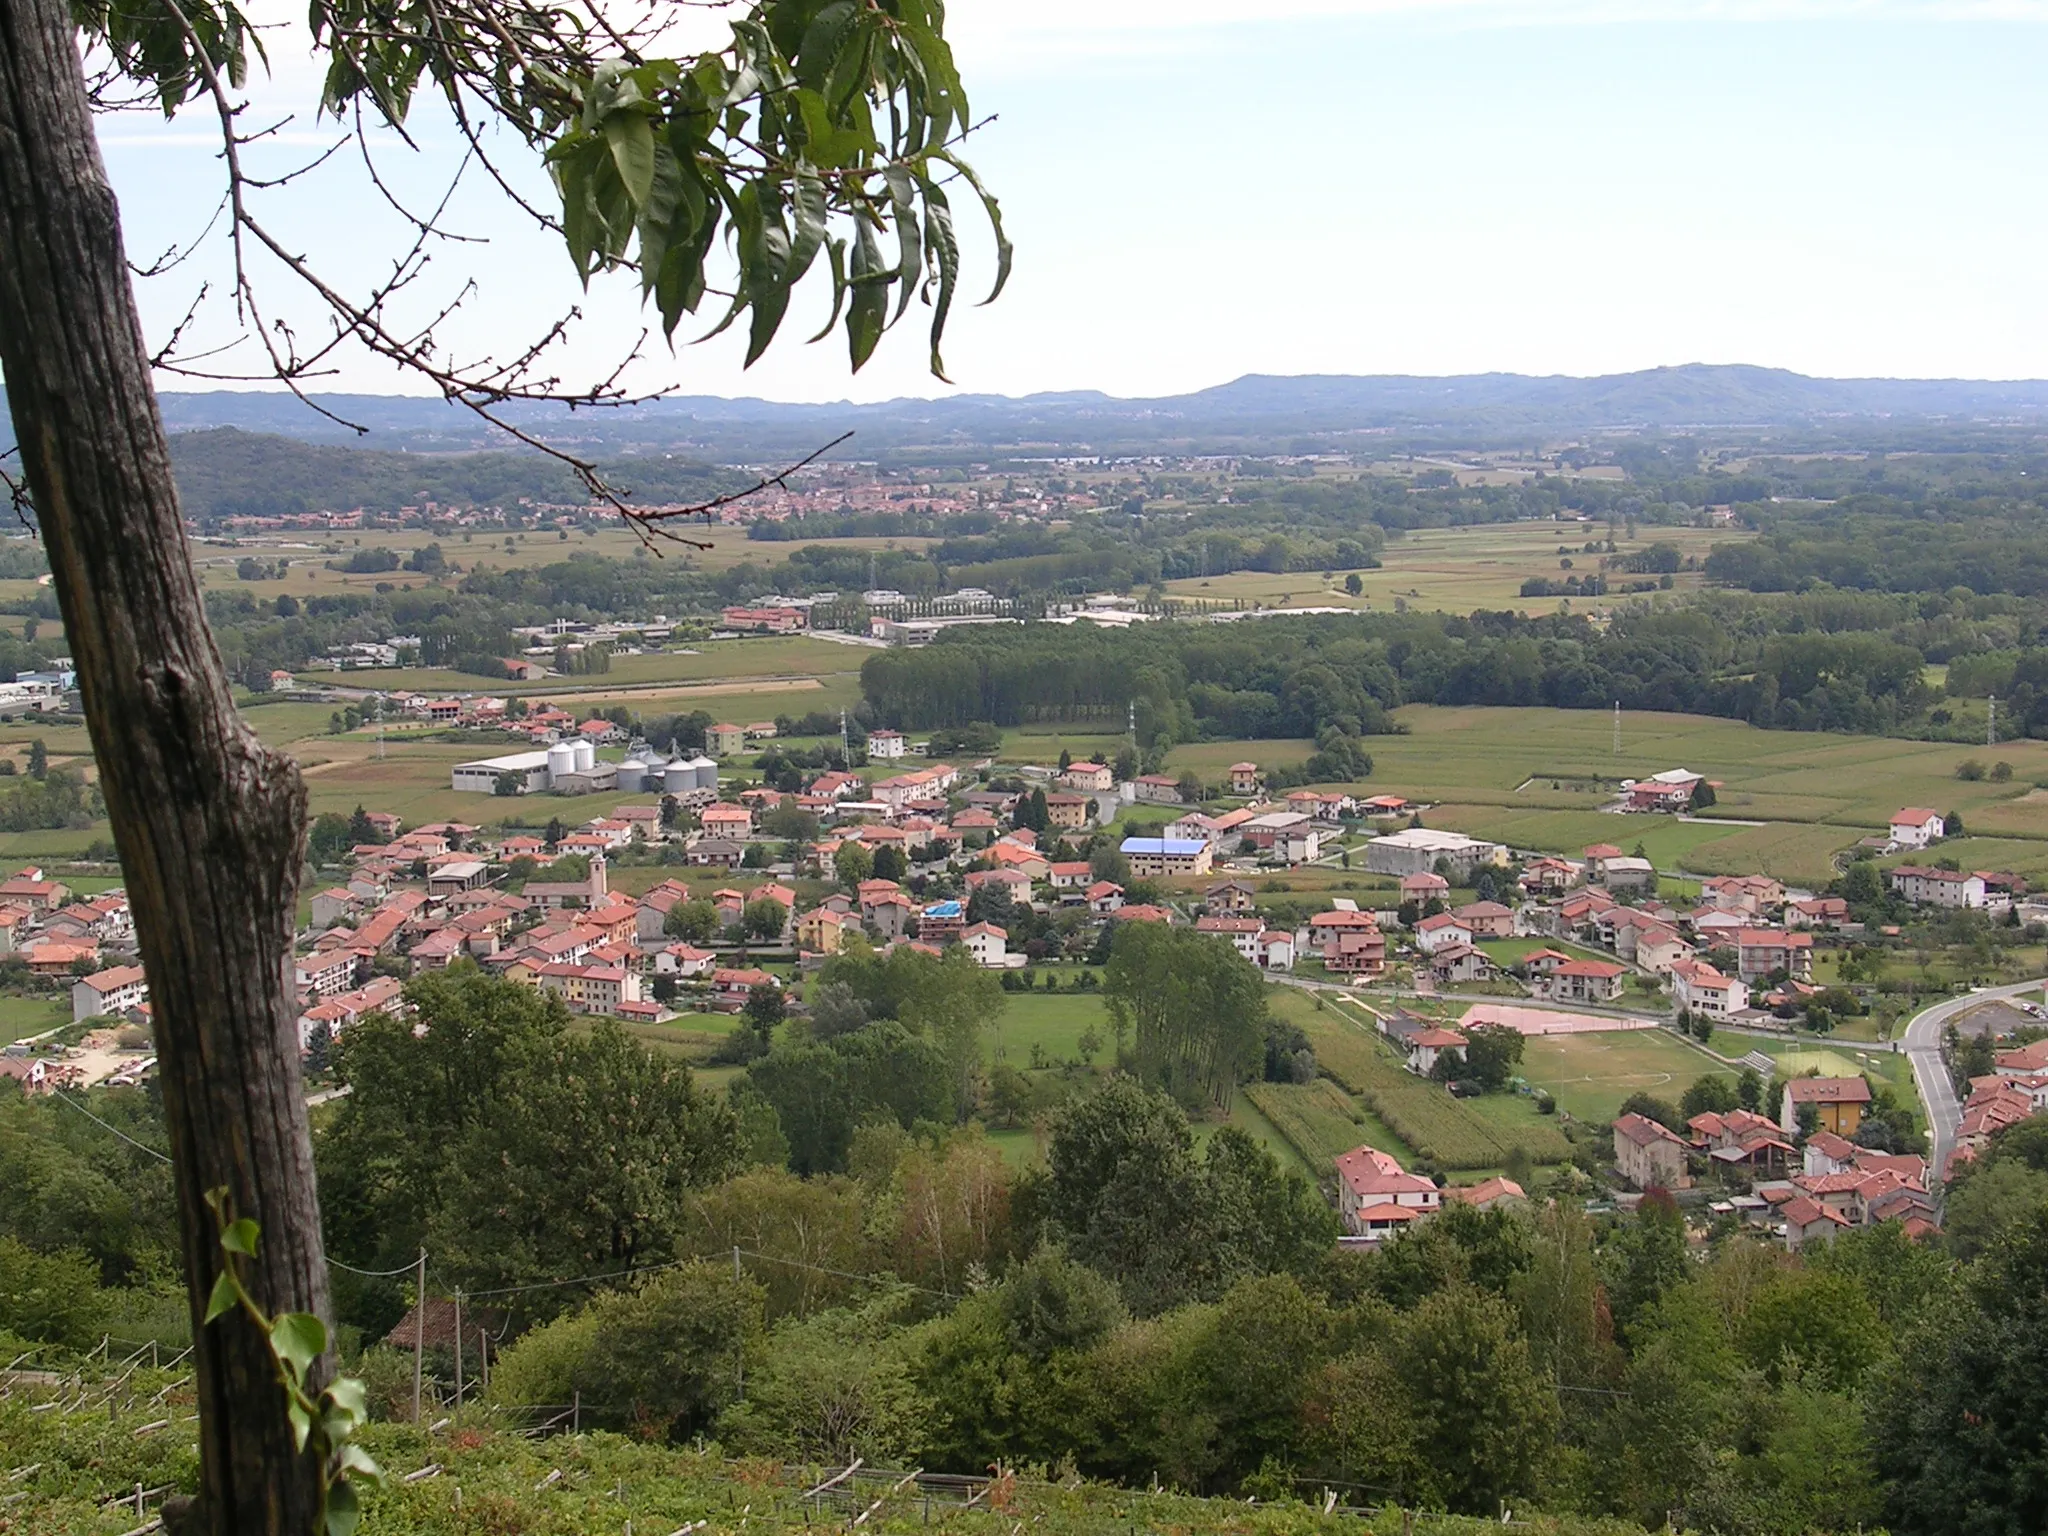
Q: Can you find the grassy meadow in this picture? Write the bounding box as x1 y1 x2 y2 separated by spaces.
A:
1162 522 1743 615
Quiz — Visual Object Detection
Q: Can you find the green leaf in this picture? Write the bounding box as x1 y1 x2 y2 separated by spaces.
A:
204 1270 239 1325
845 219 887 371
884 166 921 326
602 111 656 208
919 176 960 382
325 1476 362 1536
270 1312 328 1379
806 236 849 344
787 166 828 286
337 1443 384 1486
933 150 1013 306
287 1397 313 1454
220 1218 260 1257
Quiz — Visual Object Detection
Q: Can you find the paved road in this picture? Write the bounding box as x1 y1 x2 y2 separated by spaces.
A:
1905 978 2045 1181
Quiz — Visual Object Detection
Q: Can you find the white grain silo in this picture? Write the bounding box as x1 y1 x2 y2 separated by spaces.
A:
572 738 596 774
546 741 576 787
662 759 694 797
686 754 719 792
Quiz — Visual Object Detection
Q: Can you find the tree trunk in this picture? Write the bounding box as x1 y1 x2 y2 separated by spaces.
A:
0 3 329 1534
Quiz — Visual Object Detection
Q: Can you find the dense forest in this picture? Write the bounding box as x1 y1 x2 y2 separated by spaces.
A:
858 595 2010 744
13 963 2048 1535
164 428 740 522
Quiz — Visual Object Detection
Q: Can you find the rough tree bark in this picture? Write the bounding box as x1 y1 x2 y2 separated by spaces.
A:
0 1 330 1533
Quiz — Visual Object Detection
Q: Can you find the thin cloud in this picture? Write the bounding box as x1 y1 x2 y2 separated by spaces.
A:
950 0 2048 59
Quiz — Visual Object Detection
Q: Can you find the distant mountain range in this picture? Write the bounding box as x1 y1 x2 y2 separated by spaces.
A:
12 364 2048 465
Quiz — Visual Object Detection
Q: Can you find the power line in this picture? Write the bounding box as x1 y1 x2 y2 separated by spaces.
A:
465 1246 957 1302
42 1092 418 1280
51 1090 170 1163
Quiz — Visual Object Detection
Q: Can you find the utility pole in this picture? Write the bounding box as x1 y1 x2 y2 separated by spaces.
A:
1612 700 1621 757
412 1248 426 1424
1989 695 1997 748
453 1287 463 1419
732 1247 745 1401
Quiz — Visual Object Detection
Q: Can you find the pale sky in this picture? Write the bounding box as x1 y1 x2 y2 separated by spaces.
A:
92 1 2048 405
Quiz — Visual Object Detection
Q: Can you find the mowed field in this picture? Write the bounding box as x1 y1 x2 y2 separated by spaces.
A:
1163 524 1744 615
299 635 868 699
192 523 935 598
1518 1028 1733 1124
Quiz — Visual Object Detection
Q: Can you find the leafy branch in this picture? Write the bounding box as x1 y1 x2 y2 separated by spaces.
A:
202 1188 383 1536
72 0 1011 546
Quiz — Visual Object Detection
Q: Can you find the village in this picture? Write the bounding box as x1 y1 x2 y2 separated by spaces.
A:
7 695 2041 1270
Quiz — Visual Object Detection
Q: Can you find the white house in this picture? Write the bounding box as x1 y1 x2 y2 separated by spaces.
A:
1406 1027 1467 1076
867 729 907 760
73 963 148 1022
1888 808 1946 849
1670 957 1745 1019
1194 914 1263 963
1333 1145 1441 1240
1257 930 1296 971
962 921 1009 968
1415 911 1474 955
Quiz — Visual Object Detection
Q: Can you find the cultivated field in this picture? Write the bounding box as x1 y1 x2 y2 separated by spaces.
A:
1282 990 1572 1169
1243 1078 1371 1169
1163 523 1744 615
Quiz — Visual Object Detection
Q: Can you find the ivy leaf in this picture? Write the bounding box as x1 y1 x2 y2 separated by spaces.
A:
324 1375 369 1429
325 1476 362 1536
287 1397 313 1454
337 1442 384 1486
220 1218 260 1257
204 1270 239 1325
271 1312 329 1379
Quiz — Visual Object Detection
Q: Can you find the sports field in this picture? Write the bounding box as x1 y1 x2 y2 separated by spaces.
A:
1162 523 1742 615
1517 1027 1734 1124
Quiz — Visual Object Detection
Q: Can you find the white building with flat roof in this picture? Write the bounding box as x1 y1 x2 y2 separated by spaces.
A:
1364 827 1506 879
451 750 552 794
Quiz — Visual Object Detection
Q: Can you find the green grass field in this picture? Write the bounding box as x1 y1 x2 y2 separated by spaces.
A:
1162 523 1742 615
197 523 937 595
1516 1028 1732 1124
990 988 1110 1067
0 992 72 1045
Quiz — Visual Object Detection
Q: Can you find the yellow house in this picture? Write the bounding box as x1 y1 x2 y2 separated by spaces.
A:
797 906 849 955
1780 1077 1871 1137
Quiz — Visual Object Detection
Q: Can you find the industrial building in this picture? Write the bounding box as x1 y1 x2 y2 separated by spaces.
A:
451 743 718 801
1363 827 1506 879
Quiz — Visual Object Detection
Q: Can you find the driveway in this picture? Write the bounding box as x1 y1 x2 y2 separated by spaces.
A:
1905 979 2045 1182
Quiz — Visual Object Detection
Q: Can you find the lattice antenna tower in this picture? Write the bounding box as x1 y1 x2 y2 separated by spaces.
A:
1613 700 1621 757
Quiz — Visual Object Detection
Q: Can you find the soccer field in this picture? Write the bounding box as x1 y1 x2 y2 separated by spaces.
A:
1518 1028 1734 1124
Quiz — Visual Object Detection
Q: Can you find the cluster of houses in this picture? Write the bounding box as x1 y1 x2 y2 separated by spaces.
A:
1612 1076 1938 1249
297 842 799 1041
0 869 150 1026
1949 1035 2048 1179
1389 849 1849 1022
1332 1143 1525 1242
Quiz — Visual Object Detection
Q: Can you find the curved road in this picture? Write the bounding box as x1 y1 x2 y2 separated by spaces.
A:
1905 978 2046 1182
